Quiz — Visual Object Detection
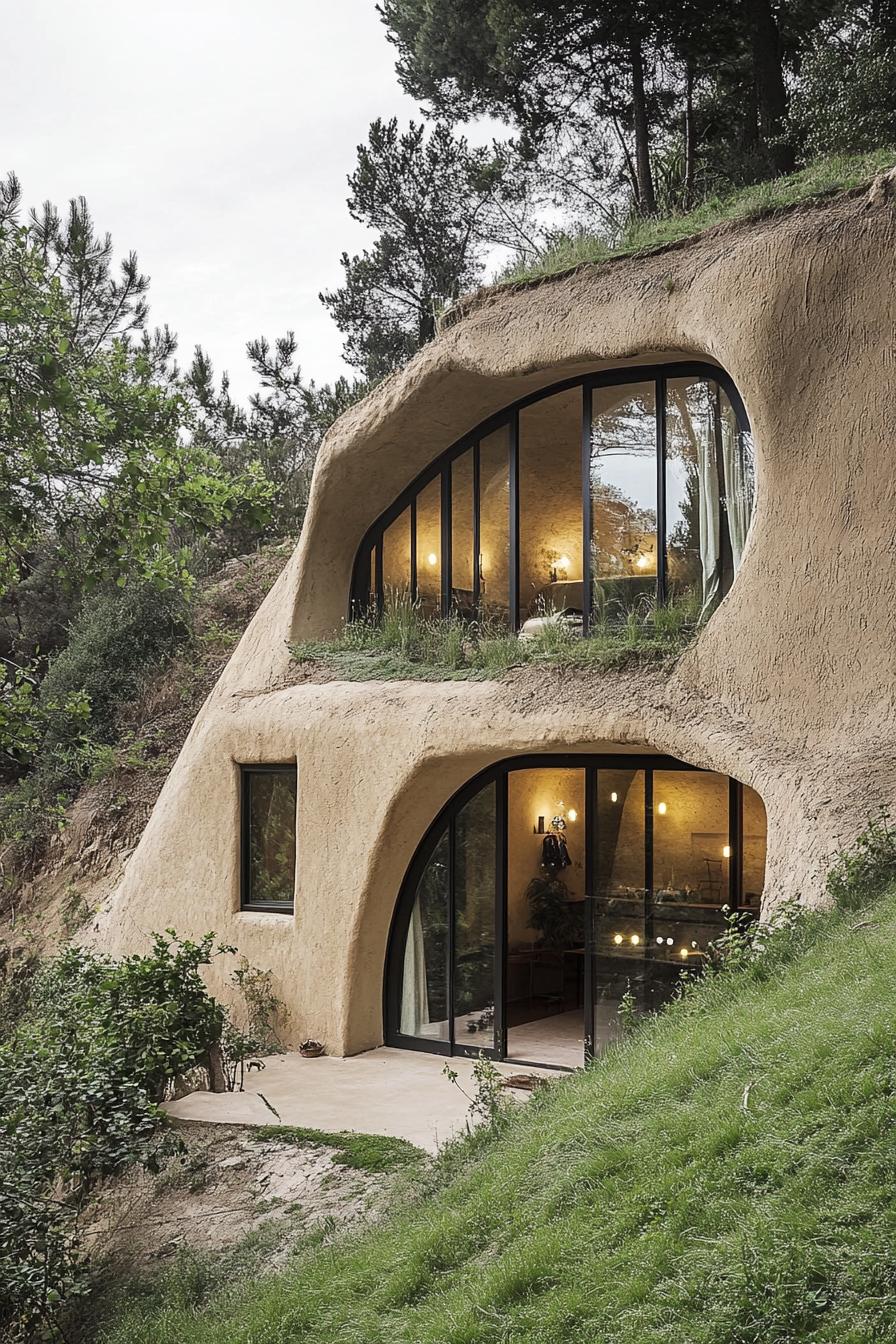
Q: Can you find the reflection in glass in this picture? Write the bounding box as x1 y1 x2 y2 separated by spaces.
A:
652 769 730 973
593 769 646 1048
591 383 657 622
506 767 586 1066
518 388 583 631
666 378 720 614
245 770 296 907
720 388 755 574
478 426 510 624
382 507 411 600
400 831 450 1040
451 450 475 617
415 477 441 615
454 784 497 1046
742 784 767 913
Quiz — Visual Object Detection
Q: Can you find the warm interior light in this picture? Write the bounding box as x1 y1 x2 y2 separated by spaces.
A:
722 844 732 858
680 947 690 958
613 933 623 945
666 937 674 946
656 936 664 945
610 791 618 803
630 934 640 946
636 553 650 569
558 554 571 572
567 807 577 822
657 801 667 815
427 552 438 567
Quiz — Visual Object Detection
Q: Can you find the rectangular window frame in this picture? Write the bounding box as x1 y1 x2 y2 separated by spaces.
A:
239 763 297 914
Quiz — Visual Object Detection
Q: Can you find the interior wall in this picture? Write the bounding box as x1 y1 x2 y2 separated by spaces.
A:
518 389 582 618
507 768 587 947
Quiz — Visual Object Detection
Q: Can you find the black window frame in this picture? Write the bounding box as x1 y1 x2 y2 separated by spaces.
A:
350 360 752 633
239 763 297 914
383 752 758 1066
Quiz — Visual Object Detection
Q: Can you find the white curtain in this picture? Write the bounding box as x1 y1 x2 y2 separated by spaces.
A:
719 396 754 572
400 900 429 1035
671 385 720 616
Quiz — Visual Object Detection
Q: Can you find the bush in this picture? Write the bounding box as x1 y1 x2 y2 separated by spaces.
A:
0 581 193 855
794 32 896 157
826 810 896 912
0 930 266 1340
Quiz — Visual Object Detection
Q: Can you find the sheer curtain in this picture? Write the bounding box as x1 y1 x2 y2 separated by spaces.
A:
719 394 754 571
400 900 429 1035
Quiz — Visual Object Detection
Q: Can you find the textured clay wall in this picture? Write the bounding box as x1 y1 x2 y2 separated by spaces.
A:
89 177 896 1055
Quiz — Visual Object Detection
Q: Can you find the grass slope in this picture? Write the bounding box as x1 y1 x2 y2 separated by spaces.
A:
496 149 896 287
99 882 896 1344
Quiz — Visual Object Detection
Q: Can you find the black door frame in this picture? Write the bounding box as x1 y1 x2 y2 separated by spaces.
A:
383 752 748 1069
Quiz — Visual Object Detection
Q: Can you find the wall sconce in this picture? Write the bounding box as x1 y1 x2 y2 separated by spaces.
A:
722 844 732 858
567 807 578 823
427 552 438 568
613 933 623 945
657 801 667 816
630 934 640 946
610 791 618 803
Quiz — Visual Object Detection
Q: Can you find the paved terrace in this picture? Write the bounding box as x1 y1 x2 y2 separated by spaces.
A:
165 1047 560 1153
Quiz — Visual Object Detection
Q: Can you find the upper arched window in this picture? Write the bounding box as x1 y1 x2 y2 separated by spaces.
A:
351 362 754 634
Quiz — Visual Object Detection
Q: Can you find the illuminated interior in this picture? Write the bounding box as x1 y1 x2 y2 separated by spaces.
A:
354 363 755 631
386 756 767 1069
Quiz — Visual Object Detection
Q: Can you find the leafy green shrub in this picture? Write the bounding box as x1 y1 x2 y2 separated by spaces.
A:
826 810 896 913
0 930 260 1340
794 33 896 158
0 581 192 855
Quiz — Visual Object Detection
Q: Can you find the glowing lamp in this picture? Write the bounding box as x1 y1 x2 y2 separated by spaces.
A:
567 808 578 822
610 791 618 803
722 844 732 858
657 801 667 816
630 934 640 946
427 552 438 567
613 933 624 945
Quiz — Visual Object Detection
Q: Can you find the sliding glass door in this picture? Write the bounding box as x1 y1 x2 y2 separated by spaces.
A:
387 756 766 1067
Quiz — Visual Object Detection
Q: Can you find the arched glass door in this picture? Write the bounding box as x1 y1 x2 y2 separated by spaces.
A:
385 756 766 1068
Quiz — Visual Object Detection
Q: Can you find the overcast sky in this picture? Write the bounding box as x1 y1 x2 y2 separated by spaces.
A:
0 1 472 400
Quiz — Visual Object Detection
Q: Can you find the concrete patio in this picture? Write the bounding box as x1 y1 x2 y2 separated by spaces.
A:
165 1047 561 1152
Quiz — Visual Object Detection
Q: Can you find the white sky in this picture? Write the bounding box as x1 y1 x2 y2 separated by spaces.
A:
0 0 485 400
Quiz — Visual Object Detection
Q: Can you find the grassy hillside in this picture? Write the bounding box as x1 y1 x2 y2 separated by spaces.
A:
494 149 896 288
97 840 896 1344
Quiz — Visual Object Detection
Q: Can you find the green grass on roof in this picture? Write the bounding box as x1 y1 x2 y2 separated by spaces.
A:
497 149 896 287
98 853 896 1344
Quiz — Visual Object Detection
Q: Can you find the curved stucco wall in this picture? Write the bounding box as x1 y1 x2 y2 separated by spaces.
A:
91 180 896 1054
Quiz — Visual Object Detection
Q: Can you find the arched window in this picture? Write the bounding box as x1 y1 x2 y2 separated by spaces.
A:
385 755 767 1068
352 363 754 633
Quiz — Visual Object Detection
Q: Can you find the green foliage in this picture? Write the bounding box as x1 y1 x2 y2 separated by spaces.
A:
251 1126 424 1174
320 119 530 379
95 834 896 1344
497 149 896 285
0 580 193 856
524 873 579 950
0 931 235 1340
443 1053 511 1133
0 173 272 600
826 809 896 913
291 589 698 682
795 27 896 157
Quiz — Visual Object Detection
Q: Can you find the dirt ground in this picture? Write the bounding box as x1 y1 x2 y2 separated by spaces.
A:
82 1120 399 1272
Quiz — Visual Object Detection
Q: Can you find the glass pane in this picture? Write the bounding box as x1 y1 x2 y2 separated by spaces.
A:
518 388 583 633
665 377 720 615
454 783 497 1046
742 784 767 914
478 426 510 625
720 388 755 576
590 382 657 623
652 770 730 969
506 767 586 1067
451 450 475 617
593 769 646 1051
382 507 411 601
246 770 296 907
399 831 450 1041
415 477 441 616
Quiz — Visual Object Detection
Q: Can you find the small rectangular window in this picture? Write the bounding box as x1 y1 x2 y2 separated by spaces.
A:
240 765 297 912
